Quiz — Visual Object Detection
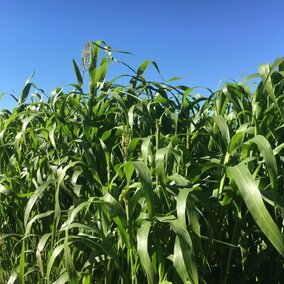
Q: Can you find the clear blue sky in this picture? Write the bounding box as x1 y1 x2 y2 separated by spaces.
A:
1 0 284 109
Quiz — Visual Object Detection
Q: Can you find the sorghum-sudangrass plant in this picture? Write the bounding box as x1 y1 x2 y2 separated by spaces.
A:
0 41 284 283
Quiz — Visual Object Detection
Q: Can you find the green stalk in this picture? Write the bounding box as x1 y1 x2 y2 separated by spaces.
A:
156 119 160 151
185 126 190 176
124 197 135 284
155 118 161 193
222 213 239 284
218 151 230 198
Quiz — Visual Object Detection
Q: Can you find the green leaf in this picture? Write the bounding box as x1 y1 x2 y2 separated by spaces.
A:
48 123 57 151
102 192 126 222
141 136 153 164
64 234 78 284
258 63 284 122
26 211 54 236
227 164 284 257
72 59 83 86
137 220 155 284
124 161 134 185
173 236 189 283
168 173 188 187
95 57 109 83
88 40 101 80
19 239 25 284
155 147 168 184
19 72 35 104
24 180 53 227
133 161 154 220
7 271 18 284
176 188 194 227
213 115 230 146
37 233 52 252
246 135 278 190
228 132 243 154
273 142 284 155
0 183 10 195
137 60 161 78
167 76 183 82
54 272 69 284
46 244 65 284
111 93 128 116
169 219 198 284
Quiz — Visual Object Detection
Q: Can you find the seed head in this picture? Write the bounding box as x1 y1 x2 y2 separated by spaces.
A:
82 41 92 71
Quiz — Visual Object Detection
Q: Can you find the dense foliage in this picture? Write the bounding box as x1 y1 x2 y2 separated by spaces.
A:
0 41 284 283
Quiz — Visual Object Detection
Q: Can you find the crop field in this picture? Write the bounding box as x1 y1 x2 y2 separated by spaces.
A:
0 41 284 283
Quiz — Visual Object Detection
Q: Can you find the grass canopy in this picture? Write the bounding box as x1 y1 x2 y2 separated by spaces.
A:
0 41 284 283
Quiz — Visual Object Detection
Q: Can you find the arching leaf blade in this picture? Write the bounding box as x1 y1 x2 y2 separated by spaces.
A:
137 220 155 284
227 164 284 257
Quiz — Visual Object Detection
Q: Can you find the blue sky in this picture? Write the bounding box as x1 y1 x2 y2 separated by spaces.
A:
1 0 284 109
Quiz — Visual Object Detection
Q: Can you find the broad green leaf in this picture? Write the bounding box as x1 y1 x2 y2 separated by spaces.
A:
111 93 128 116
168 173 188 186
155 147 168 184
99 138 111 184
128 104 136 130
169 219 198 284
48 123 57 150
227 164 284 257
19 239 25 284
141 136 153 164
37 233 52 252
124 161 134 185
258 63 275 102
137 60 161 78
133 161 154 219
54 272 69 284
137 220 155 284
173 236 189 283
102 192 130 247
64 234 78 284
61 200 93 229
72 59 83 86
228 132 243 154
46 244 65 284
261 190 284 219
19 72 34 104
176 188 193 227
273 142 284 155
213 115 230 146
95 57 109 83
246 135 278 190
25 210 54 236
258 63 284 122
88 40 101 80
24 179 53 227
102 192 126 221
